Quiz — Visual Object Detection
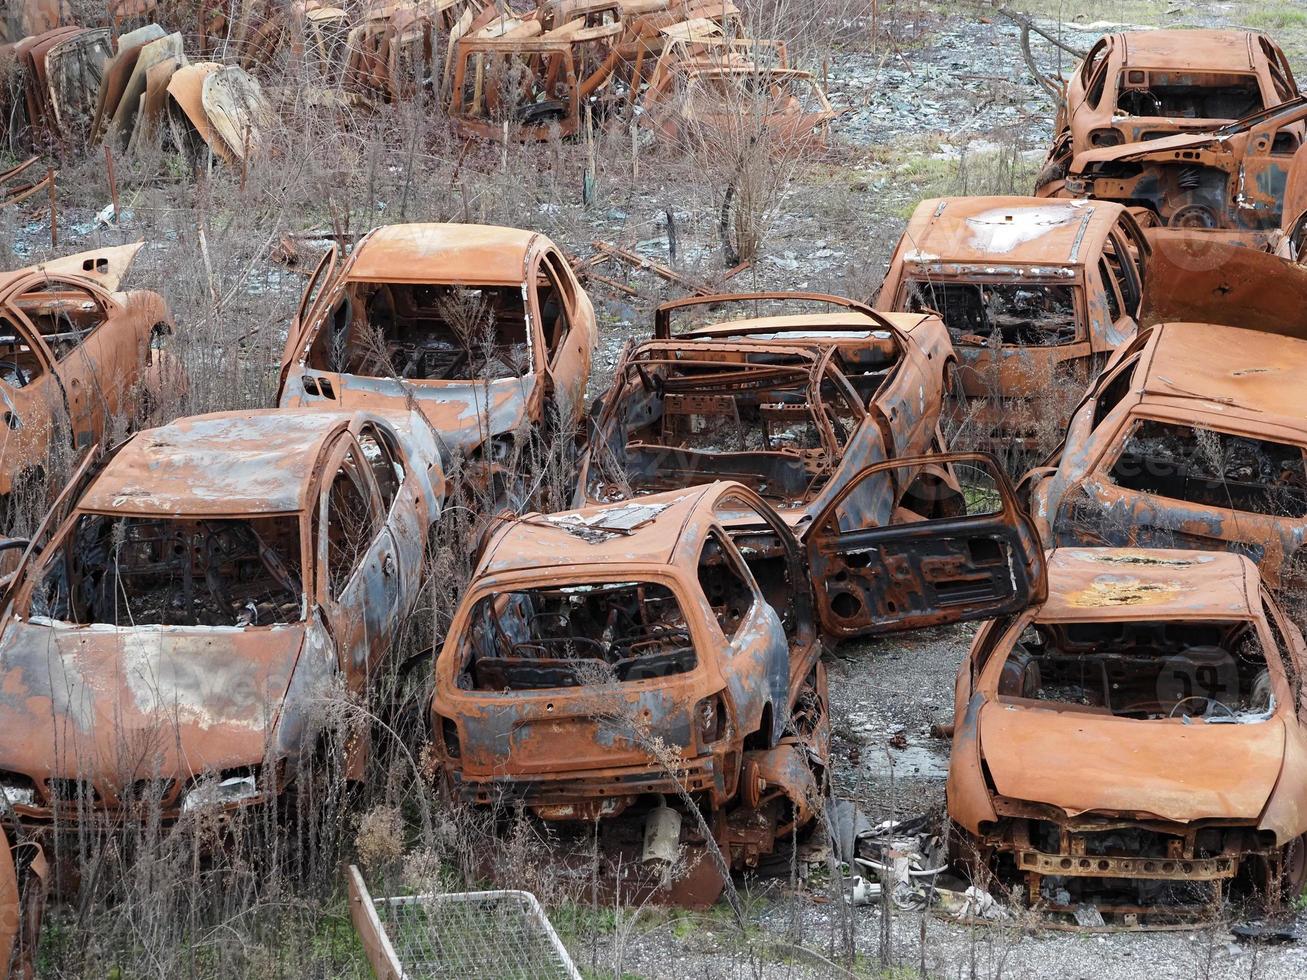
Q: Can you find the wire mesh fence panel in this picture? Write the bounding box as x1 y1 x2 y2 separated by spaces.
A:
348 870 581 980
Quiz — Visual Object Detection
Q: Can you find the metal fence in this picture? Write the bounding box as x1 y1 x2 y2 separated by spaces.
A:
347 865 582 980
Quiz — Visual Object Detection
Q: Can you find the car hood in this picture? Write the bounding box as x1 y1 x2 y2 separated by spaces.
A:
285 371 535 458
0 618 307 783
979 701 1285 822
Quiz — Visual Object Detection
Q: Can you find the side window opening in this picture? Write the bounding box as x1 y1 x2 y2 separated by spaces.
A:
1262 595 1301 717
1085 56 1111 110
713 493 799 638
1081 39 1108 87
0 313 46 388
12 280 109 361
1091 355 1138 429
326 448 379 597
1107 418 1307 517
537 252 575 364
358 424 404 514
1097 257 1124 322
904 279 1079 347
697 529 756 641
1104 233 1140 315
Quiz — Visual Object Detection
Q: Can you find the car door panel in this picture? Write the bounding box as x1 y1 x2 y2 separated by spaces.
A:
806 451 1047 638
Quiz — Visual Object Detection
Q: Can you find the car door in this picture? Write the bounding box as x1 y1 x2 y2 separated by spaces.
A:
1238 100 1307 229
531 248 590 431
0 304 68 482
805 451 1047 638
280 244 339 378
315 434 402 690
354 421 425 612
2 275 122 451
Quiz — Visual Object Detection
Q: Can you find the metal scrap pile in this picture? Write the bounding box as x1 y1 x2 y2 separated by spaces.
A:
1 19 271 165
0 0 834 161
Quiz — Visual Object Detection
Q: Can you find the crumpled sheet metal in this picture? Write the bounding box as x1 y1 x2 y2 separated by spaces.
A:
1141 230 1307 337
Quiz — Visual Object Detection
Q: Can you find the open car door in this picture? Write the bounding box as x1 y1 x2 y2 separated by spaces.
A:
281 242 339 368
806 451 1047 638
0 444 102 612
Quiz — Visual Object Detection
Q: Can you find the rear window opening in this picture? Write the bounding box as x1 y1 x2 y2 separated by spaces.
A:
30 515 305 627
903 280 1079 347
1116 72 1263 119
308 282 531 382
458 581 697 692
1108 419 1307 518
999 618 1276 722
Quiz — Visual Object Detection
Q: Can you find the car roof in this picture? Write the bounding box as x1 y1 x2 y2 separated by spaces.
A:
477 484 732 576
898 197 1122 270
1139 322 1307 422
1118 29 1257 72
346 223 541 285
1037 548 1259 622
79 410 357 517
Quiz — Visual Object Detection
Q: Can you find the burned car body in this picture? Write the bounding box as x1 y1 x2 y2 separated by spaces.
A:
1028 318 1307 592
1038 30 1299 193
434 459 1045 903
0 243 179 510
949 547 1307 922
578 292 956 537
0 408 443 824
877 197 1148 456
637 39 834 148
448 1 622 140
1051 95 1307 246
277 223 596 478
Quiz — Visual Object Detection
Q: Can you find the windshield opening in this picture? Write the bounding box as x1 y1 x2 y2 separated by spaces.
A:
308 282 530 382
588 353 858 507
998 618 1275 722
30 514 305 627
904 279 1079 347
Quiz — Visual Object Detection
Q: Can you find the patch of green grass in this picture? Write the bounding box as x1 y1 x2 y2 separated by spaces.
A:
1244 2 1307 29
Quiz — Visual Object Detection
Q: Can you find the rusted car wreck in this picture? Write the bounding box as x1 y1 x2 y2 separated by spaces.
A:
579 292 957 536
1049 94 1307 245
0 408 443 824
432 453 1046 904
1028 240 1307 592
949 547 1307 922
877 197 1148 458
1037 29 1299 193
0 242 179 516
278 223 596 495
